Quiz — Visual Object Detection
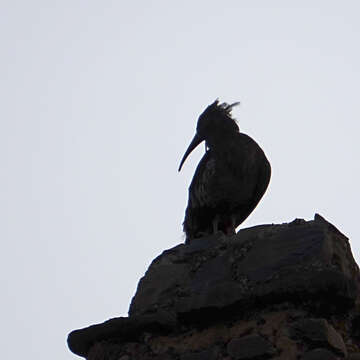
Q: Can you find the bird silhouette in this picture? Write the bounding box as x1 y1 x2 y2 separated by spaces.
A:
178 99 271 242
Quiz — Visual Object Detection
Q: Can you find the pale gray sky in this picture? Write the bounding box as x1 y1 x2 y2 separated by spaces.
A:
1 1 360 359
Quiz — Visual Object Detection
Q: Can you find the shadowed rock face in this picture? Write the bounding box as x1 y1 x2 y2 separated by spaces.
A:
129 214 359 320
68 215 360 359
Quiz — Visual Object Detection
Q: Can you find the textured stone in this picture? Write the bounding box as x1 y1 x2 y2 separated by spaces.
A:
67 216 360 359
259 311 288 342
290 318 346 356
302 348 338 360
68 313 175 357
129 215 358 323
275 335 298 360
352 315 360 338
152 355 174 360
180 347 219 360
348 354 360 360
226 335 275 359
150 327 220 354
87 343 105 360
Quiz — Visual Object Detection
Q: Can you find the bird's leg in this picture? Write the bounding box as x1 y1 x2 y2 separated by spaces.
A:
212 214 220 234
225 215 236 236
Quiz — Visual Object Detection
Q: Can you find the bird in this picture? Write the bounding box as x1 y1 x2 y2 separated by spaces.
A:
178 99 271 242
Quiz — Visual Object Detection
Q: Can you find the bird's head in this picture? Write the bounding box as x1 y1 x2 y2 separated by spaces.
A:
197 99 240 139
178 99 239 171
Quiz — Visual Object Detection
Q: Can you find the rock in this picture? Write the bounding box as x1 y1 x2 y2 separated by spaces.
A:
290 318 347 356
352 315 360 338
180 347 219 360
67 313 176 357
348 354 360 360
302 348 338 360
226 335 275 359
67 215 360 359
274 334 298 360
129 215 359 322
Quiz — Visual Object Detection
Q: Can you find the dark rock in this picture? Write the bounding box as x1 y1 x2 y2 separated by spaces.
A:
226 334 275 359
302 348 338 360
129 215 359 323
180 347 219 360
67 313 176 357
351 315 360 339
152 354 174 360
348 354 360 360
68 216 360 358
290 318 346 356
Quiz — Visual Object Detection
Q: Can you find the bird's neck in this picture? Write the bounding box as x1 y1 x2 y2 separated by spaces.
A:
206 134 234 152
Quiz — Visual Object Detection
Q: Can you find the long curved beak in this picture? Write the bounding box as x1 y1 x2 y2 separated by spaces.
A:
178 133 204 172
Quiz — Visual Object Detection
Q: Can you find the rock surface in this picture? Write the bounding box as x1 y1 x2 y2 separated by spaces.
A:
68 215 360 359
130 214 359 321
290 318 347 356
226 334 275 359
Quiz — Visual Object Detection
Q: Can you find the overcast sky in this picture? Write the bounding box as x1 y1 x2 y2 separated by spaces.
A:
1 1 360 359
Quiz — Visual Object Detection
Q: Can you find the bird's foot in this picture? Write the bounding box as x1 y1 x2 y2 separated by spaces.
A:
212 215 221 234
224 226 236 236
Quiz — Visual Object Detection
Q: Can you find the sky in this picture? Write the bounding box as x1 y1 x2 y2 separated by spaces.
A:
1 1 360 359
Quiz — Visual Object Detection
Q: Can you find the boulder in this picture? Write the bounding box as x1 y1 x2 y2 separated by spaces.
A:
68 215 360 359
129 214 359 322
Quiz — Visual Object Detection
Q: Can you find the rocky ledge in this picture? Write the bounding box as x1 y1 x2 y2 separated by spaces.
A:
68 214 360 360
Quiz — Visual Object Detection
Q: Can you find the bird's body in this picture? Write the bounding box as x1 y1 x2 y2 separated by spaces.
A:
179 100 271 242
